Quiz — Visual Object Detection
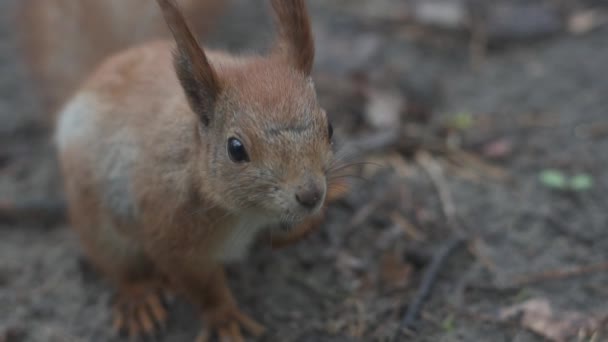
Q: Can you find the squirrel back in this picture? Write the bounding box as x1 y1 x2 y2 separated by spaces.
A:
17 0 225 119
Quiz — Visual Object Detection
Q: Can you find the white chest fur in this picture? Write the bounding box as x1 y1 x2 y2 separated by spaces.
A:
215 213 272 263
55 93 98 150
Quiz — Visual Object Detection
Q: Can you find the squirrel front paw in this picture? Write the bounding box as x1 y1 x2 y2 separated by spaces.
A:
111 283 169 340
196 306 266 342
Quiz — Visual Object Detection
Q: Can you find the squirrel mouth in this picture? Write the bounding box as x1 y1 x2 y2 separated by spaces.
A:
278 222 293 232
277 215 303 231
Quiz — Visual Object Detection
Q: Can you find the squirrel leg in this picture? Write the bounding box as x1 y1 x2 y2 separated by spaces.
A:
176 266 265 342
68 209 171 339
81 240 171 340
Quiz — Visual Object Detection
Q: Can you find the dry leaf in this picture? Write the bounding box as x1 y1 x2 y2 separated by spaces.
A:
568 10 608 35
498 298 602 342
413 0 468 30
364 88 405 130
336 251 366 275
379 252 413 290
482 138 513 159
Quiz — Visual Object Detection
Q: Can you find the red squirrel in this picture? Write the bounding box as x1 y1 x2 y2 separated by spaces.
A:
18 0 226 119
55 0 348 340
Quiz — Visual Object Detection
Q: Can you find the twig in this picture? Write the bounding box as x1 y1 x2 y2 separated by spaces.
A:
468 237 499 273
397 236 466 337
286 274 344 301
393 152 470 339
506 261 608 288
448 149 509 182
390 211 427 242
416 151 463 234
340 194 388 248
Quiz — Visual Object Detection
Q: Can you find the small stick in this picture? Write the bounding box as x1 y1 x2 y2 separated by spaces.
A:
468 237 498 273
506 261 608 288
416 151 464 234
394 151 469 338
448 149 509 182
390 211 427 242
416 151 455 221
397 236 466 336
348 200 380 227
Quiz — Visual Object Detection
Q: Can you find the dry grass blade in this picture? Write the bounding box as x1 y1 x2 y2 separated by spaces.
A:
416 151 459 229
507 262 608 288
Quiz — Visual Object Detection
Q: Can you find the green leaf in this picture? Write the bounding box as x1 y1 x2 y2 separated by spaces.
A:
569 174 593 191
540 170 567 189
450 112 474 130
513 288 533 302
441 314 455 332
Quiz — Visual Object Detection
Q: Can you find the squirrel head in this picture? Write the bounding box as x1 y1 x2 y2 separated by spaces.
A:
158 0 335 226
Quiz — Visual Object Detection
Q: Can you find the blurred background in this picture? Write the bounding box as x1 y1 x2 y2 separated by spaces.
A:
1 0 607 341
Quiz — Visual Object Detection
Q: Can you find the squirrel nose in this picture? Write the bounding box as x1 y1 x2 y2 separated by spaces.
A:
295 183 323 210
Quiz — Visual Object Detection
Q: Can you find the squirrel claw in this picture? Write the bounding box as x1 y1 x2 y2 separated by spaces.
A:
197 307 265 342
111 285 169 340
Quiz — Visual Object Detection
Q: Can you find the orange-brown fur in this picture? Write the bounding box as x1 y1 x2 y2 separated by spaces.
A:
56 0 347 340
18 0 226 119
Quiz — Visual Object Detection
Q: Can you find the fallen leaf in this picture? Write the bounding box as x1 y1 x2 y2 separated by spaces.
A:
364 88 405 130
498 298 602 342
336 251 366 275
482 138 513 159
568 10 608 35
441 313 456 332
413 0 468 30
539 169 567 189
569 174 593 191
448 112 474 130
379 251 413 290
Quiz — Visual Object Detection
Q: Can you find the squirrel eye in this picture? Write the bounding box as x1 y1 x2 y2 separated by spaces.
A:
227 137 249 163
328 122 334 141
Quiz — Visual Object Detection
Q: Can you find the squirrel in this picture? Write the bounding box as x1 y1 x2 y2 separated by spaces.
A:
54 0 348 340
17 0 226 121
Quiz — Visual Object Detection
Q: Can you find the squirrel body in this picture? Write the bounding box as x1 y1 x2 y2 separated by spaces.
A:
19 0 225 117
55 1 345 340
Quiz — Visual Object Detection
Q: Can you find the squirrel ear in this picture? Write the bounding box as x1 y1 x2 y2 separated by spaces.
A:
157 0 221 126
271 0 315 75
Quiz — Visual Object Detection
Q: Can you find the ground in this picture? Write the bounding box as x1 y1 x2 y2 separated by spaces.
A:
1 0 607 341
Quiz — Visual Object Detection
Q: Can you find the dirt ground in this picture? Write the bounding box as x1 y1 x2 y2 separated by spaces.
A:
1 0 607 341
